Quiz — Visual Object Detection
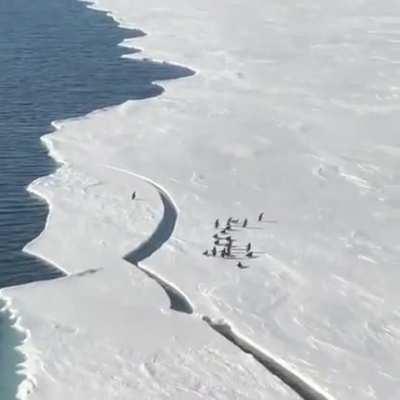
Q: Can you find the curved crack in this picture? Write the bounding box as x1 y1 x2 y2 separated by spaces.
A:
105 165 193 314
125 188 177 265
107 164 336 400
136 264 193 314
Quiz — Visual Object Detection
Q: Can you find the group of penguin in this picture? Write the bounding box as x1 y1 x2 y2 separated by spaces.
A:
132 190 263 270
203 212 265 269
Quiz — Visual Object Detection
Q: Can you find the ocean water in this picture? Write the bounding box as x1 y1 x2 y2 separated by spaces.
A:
0 0 192 397
0 0 192 288
0 304 25 400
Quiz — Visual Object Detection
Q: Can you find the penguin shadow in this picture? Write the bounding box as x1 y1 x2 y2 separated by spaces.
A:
132 197 146 202
232 253 260 260
243 226 264 230
225 255 254 261
219 228 240 235
129 193 146 202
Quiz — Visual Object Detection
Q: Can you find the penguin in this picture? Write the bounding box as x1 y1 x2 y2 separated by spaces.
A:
227 217 233 224
212 233 219 239
212 247 217 257
221 248 226 258
246 242 251 252
258 212 264 222
215 219 220 229
131 191 136 200
237 262 249 269
214 239 220 246
202 250 209 256
242 218 248 228
246 251 254 258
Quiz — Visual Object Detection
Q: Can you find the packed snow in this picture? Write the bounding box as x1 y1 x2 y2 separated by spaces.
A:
2 0 400 399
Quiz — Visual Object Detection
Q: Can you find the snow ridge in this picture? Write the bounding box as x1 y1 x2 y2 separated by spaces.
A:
136 264 194 314
203 316 335 400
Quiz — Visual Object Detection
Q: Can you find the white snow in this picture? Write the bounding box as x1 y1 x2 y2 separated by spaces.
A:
2 0 400 399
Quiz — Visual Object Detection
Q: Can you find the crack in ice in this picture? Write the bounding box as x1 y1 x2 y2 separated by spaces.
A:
105 165 193 314
108 164 336 400
203 316 335 400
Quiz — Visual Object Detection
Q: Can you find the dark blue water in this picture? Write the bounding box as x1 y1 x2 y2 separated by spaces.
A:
0 0 192 398
0 0 193 288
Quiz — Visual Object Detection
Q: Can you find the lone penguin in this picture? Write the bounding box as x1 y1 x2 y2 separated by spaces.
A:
237 262 249 269
131 191 136 200
212 246 217 257
215 219 220 229
258 212 264 222
242 218 248 228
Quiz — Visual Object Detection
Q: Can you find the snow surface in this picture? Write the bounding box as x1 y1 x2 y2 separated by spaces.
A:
2 0 400 399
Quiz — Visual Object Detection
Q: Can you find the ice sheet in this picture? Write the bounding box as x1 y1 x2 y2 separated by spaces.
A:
3 0 400 399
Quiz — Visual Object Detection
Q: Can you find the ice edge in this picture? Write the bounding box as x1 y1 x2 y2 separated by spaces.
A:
0 294 39 400
10 0 196 396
